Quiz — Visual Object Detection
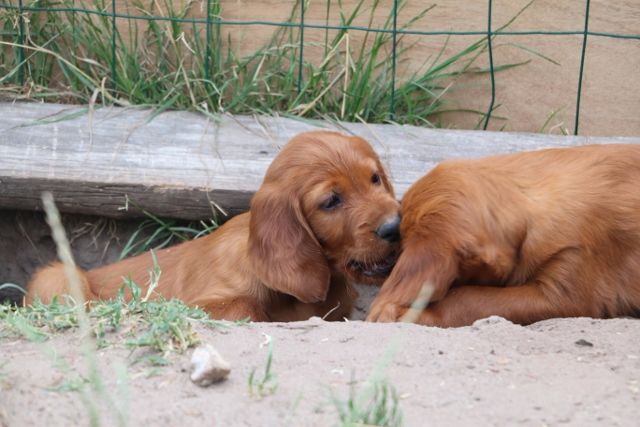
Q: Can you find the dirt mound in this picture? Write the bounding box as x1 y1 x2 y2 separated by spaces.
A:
2 316 638 426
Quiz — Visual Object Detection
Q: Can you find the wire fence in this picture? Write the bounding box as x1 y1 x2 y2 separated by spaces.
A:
1 0 639 134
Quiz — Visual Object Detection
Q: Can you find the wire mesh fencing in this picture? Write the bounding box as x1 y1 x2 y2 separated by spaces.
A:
0 0 638 134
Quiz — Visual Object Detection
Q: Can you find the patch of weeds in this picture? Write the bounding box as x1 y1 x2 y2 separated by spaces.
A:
248 334 278 398
114 256 244 363
0 296 80 341
119 208 219 260
124 297 202 363
332 374 403 427
0 0 541 126
0 279 242 365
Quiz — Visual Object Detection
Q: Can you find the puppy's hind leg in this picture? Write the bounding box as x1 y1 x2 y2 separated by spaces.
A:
202 297 269 322
25 262 97 306
408 251 596 327
407 283 565 327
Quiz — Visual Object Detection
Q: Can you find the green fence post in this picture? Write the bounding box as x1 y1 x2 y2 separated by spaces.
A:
574 0 591 135
110 0 117 91
205 0 212 82
483 0 496 130
389 0 399 121
297 0 305 93
17 0 25 85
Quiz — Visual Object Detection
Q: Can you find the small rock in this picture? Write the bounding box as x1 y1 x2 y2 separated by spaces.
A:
307 316 325 325
574 339 594 347
496 357 511 365
471 316 511 328
190 344 231 386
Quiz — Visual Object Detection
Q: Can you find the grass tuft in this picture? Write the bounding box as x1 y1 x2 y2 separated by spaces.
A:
0 280 244 363
248 334 278 398
119 211 219 260
0 0 538 126
332 374 403 427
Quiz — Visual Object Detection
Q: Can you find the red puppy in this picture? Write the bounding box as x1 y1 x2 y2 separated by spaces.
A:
368 144 640 327
27 131 400 321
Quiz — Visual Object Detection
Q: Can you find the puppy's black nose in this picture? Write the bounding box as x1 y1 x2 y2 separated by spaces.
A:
375 215 401 242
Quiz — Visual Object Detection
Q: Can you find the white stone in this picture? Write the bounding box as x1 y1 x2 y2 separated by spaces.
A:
190 344 231 386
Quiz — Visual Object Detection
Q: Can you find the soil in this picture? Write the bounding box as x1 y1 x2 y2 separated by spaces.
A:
2 214 639 426
2 316 639 426
2 2 638 423
0 209 177 304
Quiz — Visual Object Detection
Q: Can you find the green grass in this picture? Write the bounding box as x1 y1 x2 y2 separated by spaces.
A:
248 334 278 398
119 211 219 260
325 284 433 426
0 279 247 426
0 194 245 427
0 0 537 126
0 282 241 362
0 208 225 357
332 375 403 427
1 246 243 364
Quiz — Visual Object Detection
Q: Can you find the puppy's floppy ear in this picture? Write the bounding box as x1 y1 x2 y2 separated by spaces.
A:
378 162 395 197
248 183 331 303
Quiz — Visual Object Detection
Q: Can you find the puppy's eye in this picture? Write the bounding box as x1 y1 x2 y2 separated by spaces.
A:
321 193 342 211
371 173 381 185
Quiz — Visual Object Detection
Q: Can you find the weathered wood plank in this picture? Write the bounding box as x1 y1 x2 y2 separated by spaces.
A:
1 102 639 220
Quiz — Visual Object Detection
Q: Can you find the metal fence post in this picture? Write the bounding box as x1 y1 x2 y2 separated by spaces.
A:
110 0 117 90
17 0 25 85
205 0 212 82
483 0 496 130
389 0 399 121
297 0 306 93
574 0 591 135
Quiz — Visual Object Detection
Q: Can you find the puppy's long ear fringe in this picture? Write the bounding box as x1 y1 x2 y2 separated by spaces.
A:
248 183 331 303
377 159 395 199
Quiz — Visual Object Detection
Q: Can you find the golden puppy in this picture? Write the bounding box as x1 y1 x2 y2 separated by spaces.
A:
27 131 400 321
368 144 640 327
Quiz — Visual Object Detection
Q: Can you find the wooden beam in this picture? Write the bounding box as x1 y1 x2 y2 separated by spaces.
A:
1 102 639 220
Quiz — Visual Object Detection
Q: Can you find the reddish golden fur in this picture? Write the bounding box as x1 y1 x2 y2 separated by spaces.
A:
368 144 640 327
27 131 400 321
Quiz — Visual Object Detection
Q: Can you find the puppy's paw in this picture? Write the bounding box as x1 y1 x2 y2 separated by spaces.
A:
402 307 441 326
366 301 404 322
368 302 444 326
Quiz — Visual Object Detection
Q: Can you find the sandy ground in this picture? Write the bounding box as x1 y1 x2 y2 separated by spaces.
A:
2 315 639 427
1 213 640 426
